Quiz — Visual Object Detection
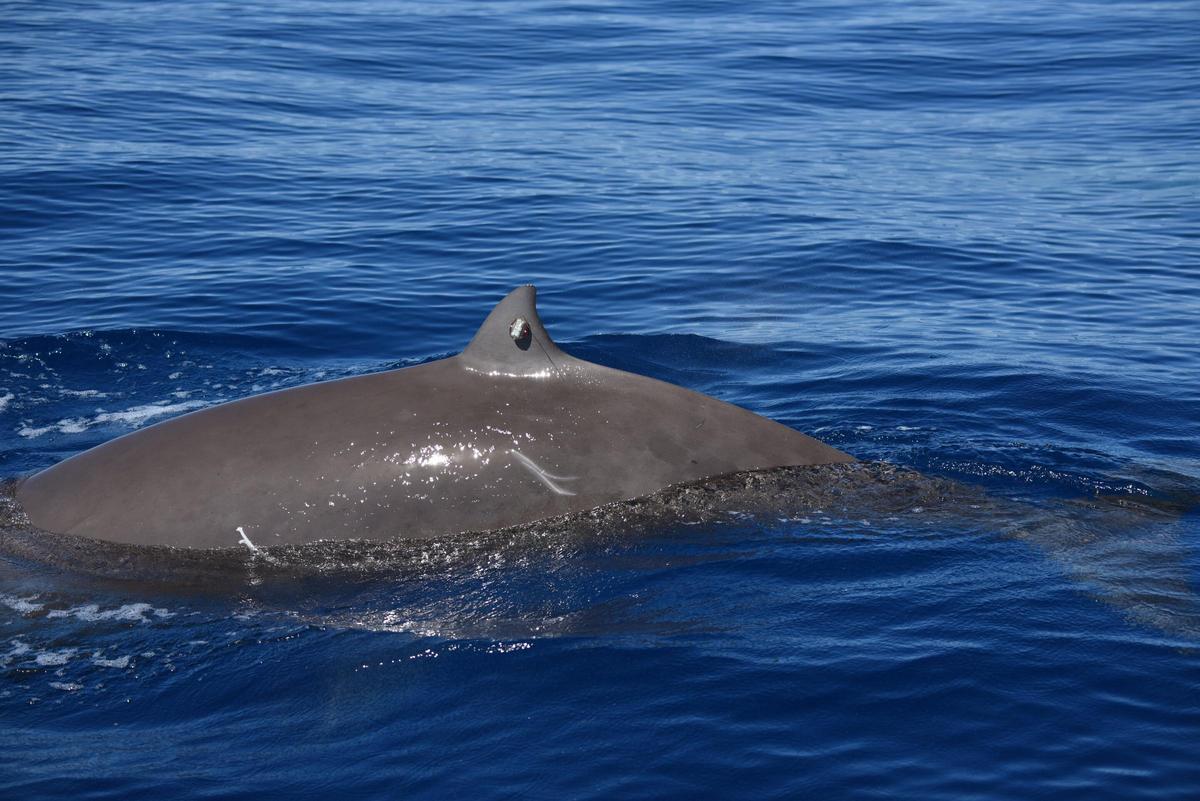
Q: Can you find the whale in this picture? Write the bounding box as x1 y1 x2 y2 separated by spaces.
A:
14 286 853 549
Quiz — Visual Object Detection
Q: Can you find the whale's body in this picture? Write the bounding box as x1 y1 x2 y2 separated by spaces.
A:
16 287 852 549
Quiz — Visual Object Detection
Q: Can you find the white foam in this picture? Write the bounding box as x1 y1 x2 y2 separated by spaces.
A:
1 641 32 666
17 424 53 439
0 594 43 614
92 400 206 427
92 654 131 669
46 602 174 623
35 648 76 666
49 681 82 692
17 400 207 438
0 392 13 412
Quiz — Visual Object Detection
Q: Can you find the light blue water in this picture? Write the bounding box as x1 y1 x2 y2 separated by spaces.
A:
2 1 1198 798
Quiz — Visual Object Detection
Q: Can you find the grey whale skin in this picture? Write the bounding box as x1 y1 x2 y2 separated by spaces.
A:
16 286 853 549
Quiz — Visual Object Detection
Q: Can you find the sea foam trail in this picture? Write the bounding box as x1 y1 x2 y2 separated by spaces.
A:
17 400 207 439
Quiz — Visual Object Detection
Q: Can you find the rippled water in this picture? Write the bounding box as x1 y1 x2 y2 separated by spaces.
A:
2 1 1198 798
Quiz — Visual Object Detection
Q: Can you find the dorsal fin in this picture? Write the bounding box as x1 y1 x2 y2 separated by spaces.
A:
459 285 569 375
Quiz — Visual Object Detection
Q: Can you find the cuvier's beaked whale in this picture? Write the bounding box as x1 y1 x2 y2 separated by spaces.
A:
15 286 853 549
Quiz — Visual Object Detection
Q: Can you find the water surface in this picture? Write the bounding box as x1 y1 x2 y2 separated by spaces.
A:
2 1 1198 798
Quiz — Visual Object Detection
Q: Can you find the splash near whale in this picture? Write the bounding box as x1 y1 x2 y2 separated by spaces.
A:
14 286 853 549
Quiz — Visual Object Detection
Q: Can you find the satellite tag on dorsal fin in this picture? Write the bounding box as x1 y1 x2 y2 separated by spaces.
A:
459 285 569 376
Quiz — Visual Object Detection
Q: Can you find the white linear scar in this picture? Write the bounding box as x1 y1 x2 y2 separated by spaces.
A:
236 526 260 553
509 449 578 496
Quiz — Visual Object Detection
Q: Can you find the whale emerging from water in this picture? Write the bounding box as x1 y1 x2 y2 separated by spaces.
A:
15 286 852 549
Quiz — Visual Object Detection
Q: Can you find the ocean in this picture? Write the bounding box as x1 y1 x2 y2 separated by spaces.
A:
1 1 1198 798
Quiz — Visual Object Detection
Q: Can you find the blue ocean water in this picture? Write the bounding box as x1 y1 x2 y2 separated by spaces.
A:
2 0 1199 797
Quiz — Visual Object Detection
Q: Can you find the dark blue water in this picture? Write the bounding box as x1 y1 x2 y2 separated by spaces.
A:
2 1 1199 797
